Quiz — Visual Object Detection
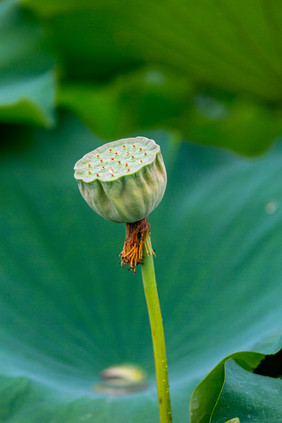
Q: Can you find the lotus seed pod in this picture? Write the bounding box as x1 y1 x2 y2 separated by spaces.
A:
74 136 167 223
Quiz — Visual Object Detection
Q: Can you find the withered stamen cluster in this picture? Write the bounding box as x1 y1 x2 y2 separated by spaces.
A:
120 217 155 272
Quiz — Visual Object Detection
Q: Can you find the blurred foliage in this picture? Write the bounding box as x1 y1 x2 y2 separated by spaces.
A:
0 0 281 154
0 0 56 127
22 0 282 98
58 75 282 155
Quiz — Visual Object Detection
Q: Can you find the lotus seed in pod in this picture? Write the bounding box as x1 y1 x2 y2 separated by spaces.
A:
74 136 167 224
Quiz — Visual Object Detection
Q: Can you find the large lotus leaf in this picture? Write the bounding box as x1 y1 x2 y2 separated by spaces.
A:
0 114 282 422
22 0 282 101
0 0 56 127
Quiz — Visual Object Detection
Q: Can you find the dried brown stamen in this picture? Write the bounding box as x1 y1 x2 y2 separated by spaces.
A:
120 217 155 272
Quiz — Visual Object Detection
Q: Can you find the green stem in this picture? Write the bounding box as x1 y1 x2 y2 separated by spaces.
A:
141 238 172 423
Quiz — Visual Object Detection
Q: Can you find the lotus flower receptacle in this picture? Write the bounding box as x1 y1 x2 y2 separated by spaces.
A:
74 136 167 224
74 136 167 270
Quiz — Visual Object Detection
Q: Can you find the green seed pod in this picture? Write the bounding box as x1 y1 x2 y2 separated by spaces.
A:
74 136 167 223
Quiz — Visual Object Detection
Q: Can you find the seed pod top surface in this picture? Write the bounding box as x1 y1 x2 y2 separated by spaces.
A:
74 136 159 182
74 136 167 223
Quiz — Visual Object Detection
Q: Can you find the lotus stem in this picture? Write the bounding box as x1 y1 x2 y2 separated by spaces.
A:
141 236 172 423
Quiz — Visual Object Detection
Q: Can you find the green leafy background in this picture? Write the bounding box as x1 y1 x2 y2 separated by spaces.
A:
1 115 282 422
0 0 282 422
2 0 282 154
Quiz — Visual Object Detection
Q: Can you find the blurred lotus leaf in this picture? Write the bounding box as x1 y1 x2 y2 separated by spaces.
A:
0 0 56 127
0 114 281 422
